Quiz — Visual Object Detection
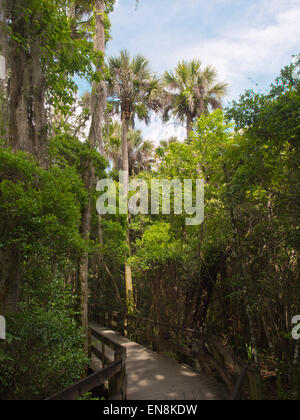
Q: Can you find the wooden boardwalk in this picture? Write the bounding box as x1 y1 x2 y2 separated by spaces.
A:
90 323 228 401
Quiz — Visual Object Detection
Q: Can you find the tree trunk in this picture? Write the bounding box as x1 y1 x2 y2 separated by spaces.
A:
186 113 193 139
79 168 92 355
78 0 107 353
89 0 107 267
121 112 135 314
89 0 106 154
7 18 48 166
31 42 48 165
79 251 89 355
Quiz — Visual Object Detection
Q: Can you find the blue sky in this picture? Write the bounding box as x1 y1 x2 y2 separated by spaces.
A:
77 0 300 142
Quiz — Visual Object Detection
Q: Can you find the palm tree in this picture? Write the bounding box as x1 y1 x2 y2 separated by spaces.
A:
103 121 155 175
107 50 161 312
103 121 123 170
163 60 228 138
128 130 155 175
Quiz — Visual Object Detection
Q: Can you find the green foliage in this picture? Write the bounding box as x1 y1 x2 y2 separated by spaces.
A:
0 148 87 261
129 60 299 399
0 148 89 400
1 0 299 400
0 288 88 400
130 223 182 272
6 0 102 115
50 132 108 180
103 121 155 175
77 392 102 401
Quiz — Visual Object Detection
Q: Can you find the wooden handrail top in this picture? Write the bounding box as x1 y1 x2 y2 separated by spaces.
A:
94 311 207 340
90 324 127 357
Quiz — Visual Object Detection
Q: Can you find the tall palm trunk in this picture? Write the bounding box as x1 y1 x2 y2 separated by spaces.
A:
122 111 135 314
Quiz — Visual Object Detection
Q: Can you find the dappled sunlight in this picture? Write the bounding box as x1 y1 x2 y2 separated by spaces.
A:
94 324 228 400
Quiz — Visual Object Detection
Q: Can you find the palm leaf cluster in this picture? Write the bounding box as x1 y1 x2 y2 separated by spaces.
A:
163 60 228 135
103 121 155 175
107 50 162 125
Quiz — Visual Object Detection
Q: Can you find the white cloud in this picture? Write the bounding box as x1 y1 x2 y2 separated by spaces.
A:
137 116 186 146
169 4 300 100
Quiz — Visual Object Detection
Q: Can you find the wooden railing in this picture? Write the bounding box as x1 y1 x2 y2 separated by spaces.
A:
93 311 263 401
90 324 127 400
46 326 127 401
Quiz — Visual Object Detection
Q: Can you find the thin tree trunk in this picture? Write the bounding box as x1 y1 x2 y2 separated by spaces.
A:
89 0 106 154
223 164 260 367
79 171 92 355
103 261 124 308
78 0 107 353
88 0 107 266
186 113 193 139
122 112 135 314
31 42 48 166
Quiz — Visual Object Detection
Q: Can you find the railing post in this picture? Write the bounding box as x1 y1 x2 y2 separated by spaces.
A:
109 349 127 400
120 348 127 400
101 342 106 368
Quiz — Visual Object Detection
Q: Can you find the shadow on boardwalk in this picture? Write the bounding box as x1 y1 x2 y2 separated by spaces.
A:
90 323 228 401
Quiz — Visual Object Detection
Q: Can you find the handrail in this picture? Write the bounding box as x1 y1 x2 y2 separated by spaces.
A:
46 324 127 401
90 324 127 400
45 361 122 401
92 310 262 401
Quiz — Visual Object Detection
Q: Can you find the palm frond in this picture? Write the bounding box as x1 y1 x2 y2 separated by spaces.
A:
162 59 229 133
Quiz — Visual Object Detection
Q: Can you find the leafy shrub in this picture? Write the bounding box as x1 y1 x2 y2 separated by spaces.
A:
0 301 88 400
0 148 89 400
